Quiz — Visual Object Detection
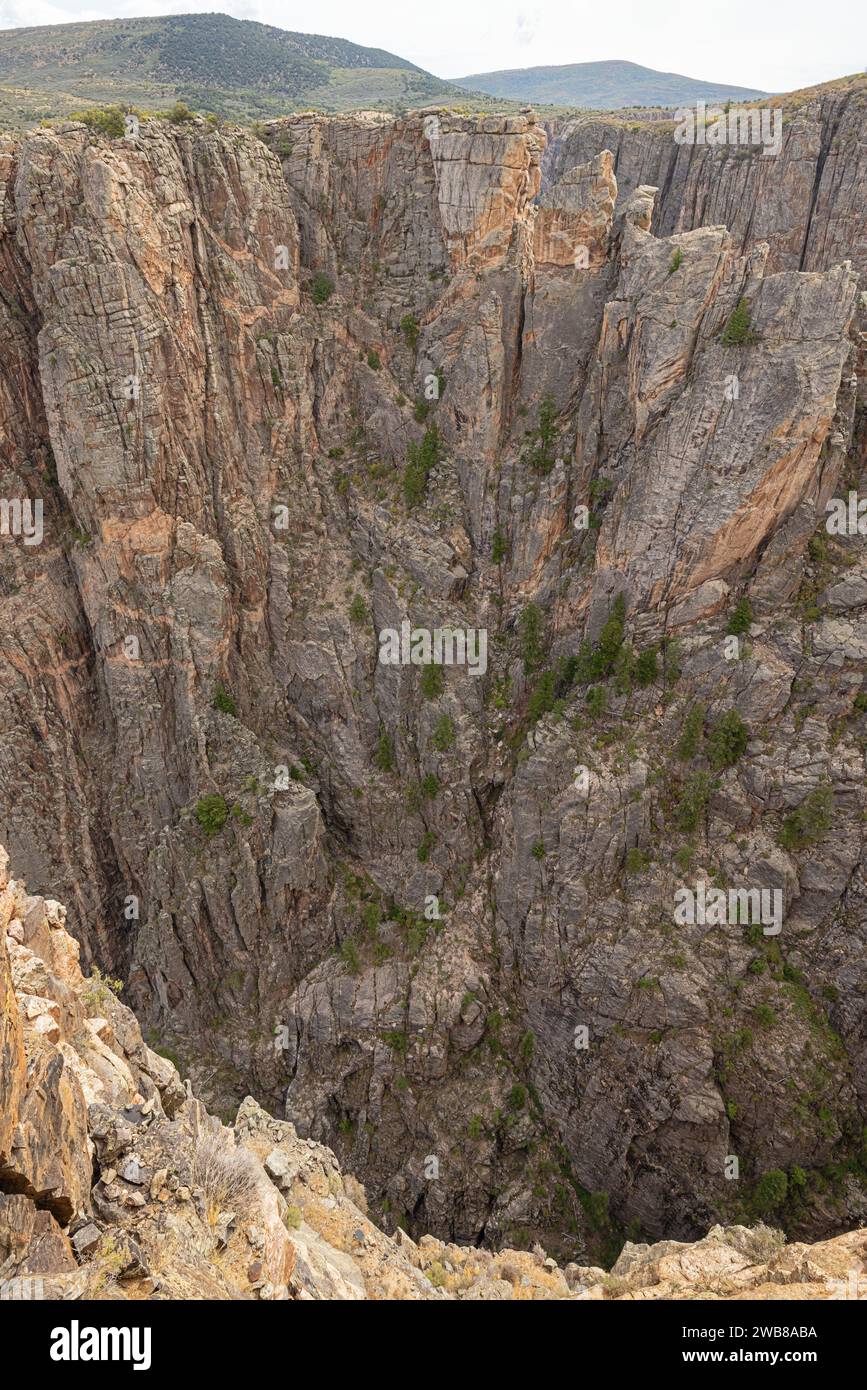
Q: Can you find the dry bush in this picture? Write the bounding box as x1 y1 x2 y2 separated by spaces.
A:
192 1131 261 1224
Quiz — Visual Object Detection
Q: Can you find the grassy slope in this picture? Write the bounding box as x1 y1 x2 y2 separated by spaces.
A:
0 12 462 126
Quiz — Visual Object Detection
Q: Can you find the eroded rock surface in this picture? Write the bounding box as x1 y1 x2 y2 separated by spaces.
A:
2 850 865 1300
1 89 866 1262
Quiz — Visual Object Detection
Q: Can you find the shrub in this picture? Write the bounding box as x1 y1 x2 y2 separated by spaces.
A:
213 683 237 717
417 831 437 862
167 101 196 125
727 597 753 635
400 313 420 350
420 773 439 799
531 839 546 861
668 247 683 274
374 731 395 772
492 526 507 564
196 794 229 836
348 593 367 625
594 594 626 677
527 670 556 723
519 603 544 674
707 709 749 769
634 646 658 688
192 1131 261 1225
586 685 607 718
340 939 361 975
751 1168 788 1215
754 1003 777 1028
366 350 381 371
420 663 445 699
81 965 124 1013
508 1083 528 1110
722 297 758 346
624 847 647 874
311 272 334 304
524 393 558 474
779 786 833 851
71 105 126 138
403 423 440 507
674 771 711 832
432 714 455 750
677 702 706 760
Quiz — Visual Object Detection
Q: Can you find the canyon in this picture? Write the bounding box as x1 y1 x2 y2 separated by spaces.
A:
1 75 867 1279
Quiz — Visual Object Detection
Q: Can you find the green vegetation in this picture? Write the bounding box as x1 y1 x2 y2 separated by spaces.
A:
400 313 420 350
417 831 437 862
674 770 711 832
432 714 455 750
195 794 229 836
374 730 395 772
585 684 607 718
519 602 545 675
727 597 753 635
750 1168 788 1216
366 349 381 371
213 682 237 717
0 13 469 130
677 702 706 760
722 297 759 346
668 247 683 274
706 709 749 769
348 593 368 625
420 663 445 700
523 393 559 474
82 965 124 1012
403 424 441 508
491 525 508 564
311 272 334 305
634 646 658 687
779 786 833 851
531 839 546 861
69 104 126 137
167 100 195 124
624 847 648 874
340 939 361 975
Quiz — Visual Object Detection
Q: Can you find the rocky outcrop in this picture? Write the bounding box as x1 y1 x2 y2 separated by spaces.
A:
1 89 866 1263
544 79 867 278
2 849 865 1301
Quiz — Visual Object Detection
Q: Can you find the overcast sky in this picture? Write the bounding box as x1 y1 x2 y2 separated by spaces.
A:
0 0 862 93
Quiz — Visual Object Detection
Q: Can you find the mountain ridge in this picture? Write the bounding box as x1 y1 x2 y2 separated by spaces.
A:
453 57 767 107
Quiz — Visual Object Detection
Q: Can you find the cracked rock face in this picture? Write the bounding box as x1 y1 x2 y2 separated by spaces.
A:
1 87 867 1266
1 849 865 1300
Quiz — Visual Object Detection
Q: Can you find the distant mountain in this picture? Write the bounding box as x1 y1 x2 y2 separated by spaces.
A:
0 12 465 127
452 59 766 108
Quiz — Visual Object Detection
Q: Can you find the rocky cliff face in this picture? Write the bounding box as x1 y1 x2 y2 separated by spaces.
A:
1 86 867 1266
2 847 865 1300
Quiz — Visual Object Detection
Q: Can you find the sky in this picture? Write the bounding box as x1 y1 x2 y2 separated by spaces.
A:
0 0 862 94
